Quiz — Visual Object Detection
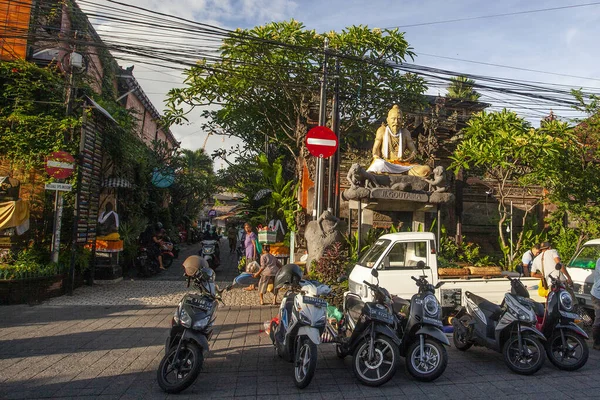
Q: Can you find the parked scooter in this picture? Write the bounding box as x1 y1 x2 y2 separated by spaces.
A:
392 264 449 382
199 240 220 270
509 264 589 371
336 268 402 387
157 257 225 393
269 264 330 389
452 279 546 375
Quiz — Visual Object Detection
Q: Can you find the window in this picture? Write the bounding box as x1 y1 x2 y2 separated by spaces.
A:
358 239 391 269
569 244 600 270
384 241 429 270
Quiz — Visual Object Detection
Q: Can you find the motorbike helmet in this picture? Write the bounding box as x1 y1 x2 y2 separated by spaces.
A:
182 255 209 277
274 263 303 289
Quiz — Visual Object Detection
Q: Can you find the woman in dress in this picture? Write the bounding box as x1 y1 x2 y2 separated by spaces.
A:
243 222 258 291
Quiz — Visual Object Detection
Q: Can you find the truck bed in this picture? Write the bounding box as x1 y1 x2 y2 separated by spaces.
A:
437 276 545 314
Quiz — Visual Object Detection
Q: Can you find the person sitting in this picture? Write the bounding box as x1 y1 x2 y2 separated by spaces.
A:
367 104 431 177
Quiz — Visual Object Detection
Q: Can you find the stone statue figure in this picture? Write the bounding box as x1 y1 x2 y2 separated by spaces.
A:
304 210 345 270
367 105 431 177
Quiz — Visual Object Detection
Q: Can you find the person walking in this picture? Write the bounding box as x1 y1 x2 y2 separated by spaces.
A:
591 258 600 350
253 244 282 305
227 225 238 253
243 222 258 291
521 244 540 277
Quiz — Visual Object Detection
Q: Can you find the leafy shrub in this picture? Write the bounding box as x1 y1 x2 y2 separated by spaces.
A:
0 247 64 280
311 242 350 285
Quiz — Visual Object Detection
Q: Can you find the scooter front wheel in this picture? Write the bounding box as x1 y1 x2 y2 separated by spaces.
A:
502 334 545 375
406 337 448 382
157 341 203 393
352 334 399 387
293 337 317 389
546 330 589 371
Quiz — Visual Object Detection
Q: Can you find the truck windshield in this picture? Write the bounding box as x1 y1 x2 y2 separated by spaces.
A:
357 239 391 269
568 244 600 270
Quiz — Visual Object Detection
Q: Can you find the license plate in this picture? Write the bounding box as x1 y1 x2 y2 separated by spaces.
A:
370 308 393 324
303 296 327 307
185 297 212 310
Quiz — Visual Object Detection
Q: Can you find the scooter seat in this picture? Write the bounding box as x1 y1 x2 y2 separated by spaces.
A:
517 297 545 318
392 296 410 315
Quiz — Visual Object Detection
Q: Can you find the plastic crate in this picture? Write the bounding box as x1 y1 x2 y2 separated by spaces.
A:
258 231 277 243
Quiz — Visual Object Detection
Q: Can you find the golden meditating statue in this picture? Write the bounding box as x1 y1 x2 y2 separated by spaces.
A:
367 105 431 177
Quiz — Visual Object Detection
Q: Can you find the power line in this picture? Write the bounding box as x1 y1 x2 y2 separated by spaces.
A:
418 53 600 83
384 1 600 29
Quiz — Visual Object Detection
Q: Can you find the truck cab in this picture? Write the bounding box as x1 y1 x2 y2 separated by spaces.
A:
566 239 600 309
348 232 437 302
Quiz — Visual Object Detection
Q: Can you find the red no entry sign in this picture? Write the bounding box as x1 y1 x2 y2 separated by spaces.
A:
305 126 338 158
45 151 75 179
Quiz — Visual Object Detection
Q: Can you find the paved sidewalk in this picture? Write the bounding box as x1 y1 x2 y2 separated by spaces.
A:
1 239 600 399
1 303 600 400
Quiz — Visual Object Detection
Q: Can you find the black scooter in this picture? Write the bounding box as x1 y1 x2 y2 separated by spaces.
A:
509 264 589 371
157 268 224 393
392 267 449 382
336 269 402 387
452 277 546 375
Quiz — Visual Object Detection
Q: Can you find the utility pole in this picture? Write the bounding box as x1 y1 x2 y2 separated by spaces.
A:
314 38 329 220
329 58 341 216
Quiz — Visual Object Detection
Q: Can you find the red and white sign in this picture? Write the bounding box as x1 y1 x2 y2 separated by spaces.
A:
305 126 338 158
45 151 75 179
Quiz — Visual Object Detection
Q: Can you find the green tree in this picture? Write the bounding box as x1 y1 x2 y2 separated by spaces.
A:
546 90 600 252
446 75 481 101
450 109 570 268
165 20 427 176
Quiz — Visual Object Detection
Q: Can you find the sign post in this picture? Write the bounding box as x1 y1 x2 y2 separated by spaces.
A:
306 125 338 218
45 151 75 263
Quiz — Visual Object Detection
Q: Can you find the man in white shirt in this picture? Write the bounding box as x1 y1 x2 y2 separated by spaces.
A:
521 244 540 277
591 259 600 350
532 242 573 289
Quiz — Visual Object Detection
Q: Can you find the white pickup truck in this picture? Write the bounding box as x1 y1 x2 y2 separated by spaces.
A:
566 239 600 310
348 232 545 320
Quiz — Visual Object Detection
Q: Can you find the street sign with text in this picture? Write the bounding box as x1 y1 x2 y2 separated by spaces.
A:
45 183 73 192
306 126 338 158
45 151 75 179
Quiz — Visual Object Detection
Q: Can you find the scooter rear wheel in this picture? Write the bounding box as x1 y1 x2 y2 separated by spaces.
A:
502 334 545 375
452 316 473 351
546 330 589 371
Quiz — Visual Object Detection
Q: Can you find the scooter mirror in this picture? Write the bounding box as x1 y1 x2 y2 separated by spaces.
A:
515 265 524 275
337 275 348 283
555 263 563 270
371 268 379 278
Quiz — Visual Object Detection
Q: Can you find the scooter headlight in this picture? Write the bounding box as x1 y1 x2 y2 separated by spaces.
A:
315 314 327 327
299 311 311 325
173 302 182 324
423 295 440 317
559 291 574 311
179 309 192 328
193 315 211 330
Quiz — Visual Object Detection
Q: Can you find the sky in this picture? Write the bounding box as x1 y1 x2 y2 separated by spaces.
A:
83 0 600 165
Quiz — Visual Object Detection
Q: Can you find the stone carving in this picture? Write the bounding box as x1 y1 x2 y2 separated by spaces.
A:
304 210 345 271
424 166 449 193
341 163 454 204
